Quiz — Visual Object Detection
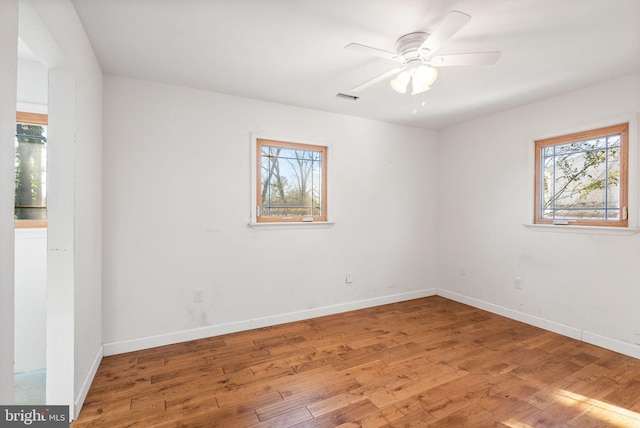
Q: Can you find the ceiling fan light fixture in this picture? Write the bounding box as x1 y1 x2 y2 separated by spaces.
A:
411 84 431 95
390 71 410 93
413 64 438 88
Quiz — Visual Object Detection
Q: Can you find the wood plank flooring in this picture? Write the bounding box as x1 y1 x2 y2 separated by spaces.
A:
72 296 640 427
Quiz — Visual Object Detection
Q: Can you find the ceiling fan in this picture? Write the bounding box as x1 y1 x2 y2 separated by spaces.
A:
345 11 500 95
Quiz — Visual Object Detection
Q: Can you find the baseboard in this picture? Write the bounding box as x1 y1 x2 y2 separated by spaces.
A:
437 288 640 359
582 331 640 360
103 288 437 356
102 286 640 360
74 345 103 420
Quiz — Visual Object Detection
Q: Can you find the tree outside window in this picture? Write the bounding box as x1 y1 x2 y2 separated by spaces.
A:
15 112 48 227
534 123 628 227
256 139 327 222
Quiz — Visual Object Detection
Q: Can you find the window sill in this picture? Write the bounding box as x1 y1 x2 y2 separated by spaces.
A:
523 223 640 236
15 220 48 229
248 221 335 230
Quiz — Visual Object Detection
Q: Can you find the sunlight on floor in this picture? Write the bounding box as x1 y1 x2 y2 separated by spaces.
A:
502 419 536 428
503 389 640 428
555 389 640 426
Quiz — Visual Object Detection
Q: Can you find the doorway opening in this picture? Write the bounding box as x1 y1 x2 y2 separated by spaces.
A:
14 42 48 406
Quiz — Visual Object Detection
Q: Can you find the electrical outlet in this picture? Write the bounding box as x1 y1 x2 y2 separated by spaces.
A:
193 289 204 302
345 272 353 283
459 266 466 276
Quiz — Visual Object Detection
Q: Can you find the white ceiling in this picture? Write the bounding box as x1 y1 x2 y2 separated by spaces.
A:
65 0 639 129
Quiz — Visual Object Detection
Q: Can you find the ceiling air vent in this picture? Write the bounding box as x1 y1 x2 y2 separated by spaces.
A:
336 93 359 101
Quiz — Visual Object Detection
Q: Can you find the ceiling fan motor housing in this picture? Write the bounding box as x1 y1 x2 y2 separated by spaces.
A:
395 32 430 59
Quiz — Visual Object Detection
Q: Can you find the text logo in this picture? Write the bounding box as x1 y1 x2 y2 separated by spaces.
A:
0 406 68 427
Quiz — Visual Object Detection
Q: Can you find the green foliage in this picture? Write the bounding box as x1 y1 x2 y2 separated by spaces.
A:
14 123 47 220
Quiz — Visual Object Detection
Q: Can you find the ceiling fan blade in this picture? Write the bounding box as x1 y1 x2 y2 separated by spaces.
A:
345 43 402 62
350 67 403 92
429 51 501 67
419 10 471 55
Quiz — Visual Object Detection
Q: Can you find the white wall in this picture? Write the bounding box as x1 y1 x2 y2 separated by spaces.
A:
14 229 47 373
0 0 19 405
46 68 76 412
102 75 439 353
438 73 640 357
17 58 47 109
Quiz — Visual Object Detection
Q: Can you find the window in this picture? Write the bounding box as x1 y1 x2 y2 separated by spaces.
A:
15 112 48 228
256 138 327 222
534 123 628 227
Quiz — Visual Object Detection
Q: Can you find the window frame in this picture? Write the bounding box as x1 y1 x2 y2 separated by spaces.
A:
15 111 48 229
254 137 328 223
534 123 629 228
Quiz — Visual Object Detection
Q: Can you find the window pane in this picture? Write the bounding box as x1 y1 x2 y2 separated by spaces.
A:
606 148 620 210
541 157 555 212
15 122 47 221
267 207 314 217
557 209 606 220
539 128 624 222
580 138 607 151
608 135 621 148
259 142 325 219
543 146 555 157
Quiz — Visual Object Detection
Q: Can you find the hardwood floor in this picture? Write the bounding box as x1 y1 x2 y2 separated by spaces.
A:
72 296 640 427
